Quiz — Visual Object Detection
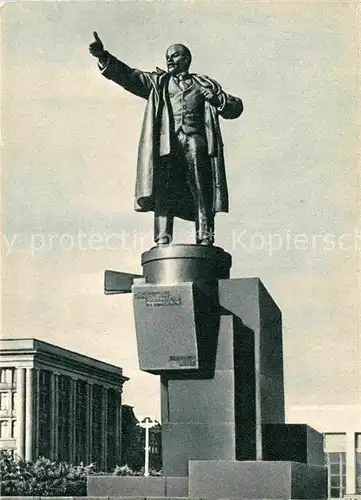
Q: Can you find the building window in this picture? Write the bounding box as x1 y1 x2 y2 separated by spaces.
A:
11 420 16 439
11 392 17 414
356 433 361 494
0 369 14 385
0 392 10 411
326 452 346 498
0 449 14 458
356 452 361 494
0 420 9 438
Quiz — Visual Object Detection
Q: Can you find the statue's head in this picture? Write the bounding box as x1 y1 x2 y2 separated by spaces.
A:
166 44 192 75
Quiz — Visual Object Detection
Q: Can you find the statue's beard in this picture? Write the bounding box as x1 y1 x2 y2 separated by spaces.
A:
168 65 189 75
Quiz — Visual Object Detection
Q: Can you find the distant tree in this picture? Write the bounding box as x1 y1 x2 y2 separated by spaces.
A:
121 405 162 471
121 405 144 470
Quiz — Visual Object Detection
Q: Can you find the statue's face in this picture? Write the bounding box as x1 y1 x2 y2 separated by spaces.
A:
166 45 191 75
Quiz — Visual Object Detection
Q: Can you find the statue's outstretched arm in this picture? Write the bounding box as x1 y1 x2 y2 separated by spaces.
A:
89 32 155 100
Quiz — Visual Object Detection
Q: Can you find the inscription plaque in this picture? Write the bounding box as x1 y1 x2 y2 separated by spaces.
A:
132 282 199 373
134 291 182 307
169 355 197 367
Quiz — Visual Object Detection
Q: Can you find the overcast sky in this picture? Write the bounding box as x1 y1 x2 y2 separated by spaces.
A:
1 1 360 421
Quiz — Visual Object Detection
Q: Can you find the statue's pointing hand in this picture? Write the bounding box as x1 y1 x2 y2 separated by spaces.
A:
89 31 105 58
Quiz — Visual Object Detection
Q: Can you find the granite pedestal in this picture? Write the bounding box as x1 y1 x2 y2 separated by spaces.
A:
96 244 327 499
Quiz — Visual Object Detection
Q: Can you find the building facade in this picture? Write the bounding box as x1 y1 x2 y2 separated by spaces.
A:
0 338 128 470
287 404 361 498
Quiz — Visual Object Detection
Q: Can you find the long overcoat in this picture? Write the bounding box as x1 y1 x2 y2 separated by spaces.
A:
101 54 243 221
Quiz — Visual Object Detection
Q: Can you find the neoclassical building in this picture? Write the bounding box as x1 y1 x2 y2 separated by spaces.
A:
0 338 128 470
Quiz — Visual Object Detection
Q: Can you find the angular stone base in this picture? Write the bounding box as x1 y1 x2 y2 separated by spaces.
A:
87 475 188 498
188 460 327 499
87 460 327 499
262 424 324 465
87 475 166 496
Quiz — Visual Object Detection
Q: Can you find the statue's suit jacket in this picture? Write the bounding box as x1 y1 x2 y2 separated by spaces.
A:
100 54 243 221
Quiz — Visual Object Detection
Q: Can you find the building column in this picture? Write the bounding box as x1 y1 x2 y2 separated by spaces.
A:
51 373 59 460
115 391 122 465
25 368 34 461
346 431 356 494
101 387 108 470
16 368 26 458
33 369 40 458
86 383 93 464
69 378 76 463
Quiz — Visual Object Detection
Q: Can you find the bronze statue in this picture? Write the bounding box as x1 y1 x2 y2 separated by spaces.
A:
89 33 243 246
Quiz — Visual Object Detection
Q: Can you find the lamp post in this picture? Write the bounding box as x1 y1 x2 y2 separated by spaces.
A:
138 416 157 477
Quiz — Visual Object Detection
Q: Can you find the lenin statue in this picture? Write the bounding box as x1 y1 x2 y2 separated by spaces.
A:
89 33 243 246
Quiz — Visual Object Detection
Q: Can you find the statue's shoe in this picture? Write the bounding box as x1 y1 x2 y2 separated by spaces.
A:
199 239 213 246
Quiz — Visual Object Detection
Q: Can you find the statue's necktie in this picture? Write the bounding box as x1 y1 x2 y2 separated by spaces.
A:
176 75 191 91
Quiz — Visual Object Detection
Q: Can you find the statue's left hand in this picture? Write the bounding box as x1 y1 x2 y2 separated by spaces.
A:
200 87 220 107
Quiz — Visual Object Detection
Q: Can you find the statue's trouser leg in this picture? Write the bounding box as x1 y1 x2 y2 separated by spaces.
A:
178 131 214 244
153 155 175 245
154 213 174 245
